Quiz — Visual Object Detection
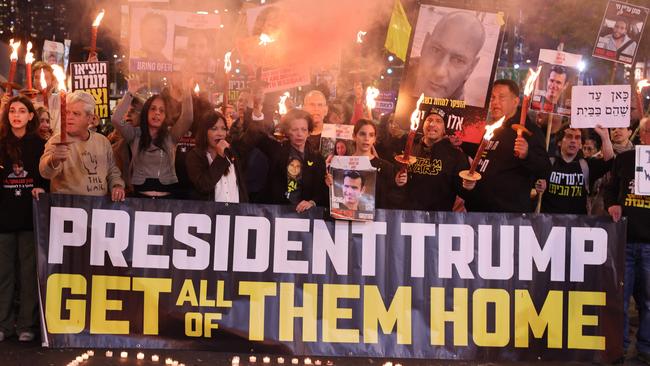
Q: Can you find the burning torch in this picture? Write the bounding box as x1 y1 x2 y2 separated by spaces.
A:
21 41 38 98
3 39 22 96
88 9 105 58
395 93 425 169
511 65 542 142
365 86 380 121
278 92 290 116
458 116 506 182
223 51 232 114
40 71 49 109
51 65 68 143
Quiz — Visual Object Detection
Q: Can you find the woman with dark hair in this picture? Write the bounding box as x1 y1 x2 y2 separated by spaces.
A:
35 107 52 141
185 109 247 202
327 119 405 209
111 76 193 198
239 108 327 212
0 96 47 342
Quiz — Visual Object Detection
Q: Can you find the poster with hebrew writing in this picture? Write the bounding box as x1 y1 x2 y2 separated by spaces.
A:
571 85 631 128
70 61 110 120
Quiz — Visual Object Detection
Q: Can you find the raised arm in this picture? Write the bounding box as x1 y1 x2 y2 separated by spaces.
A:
110 75 143 142
170 84 194 143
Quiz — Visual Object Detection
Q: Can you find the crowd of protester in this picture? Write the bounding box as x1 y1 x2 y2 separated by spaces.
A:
0 65 649 361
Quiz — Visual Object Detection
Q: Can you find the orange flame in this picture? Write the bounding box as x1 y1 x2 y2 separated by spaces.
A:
483 116 506 140
278 92 290 115
194 83 200 94
224 51 232 73
637 79 650 94
410 93 425 131
259 33 275 46
365 86 380 111
25 41 34 64
356 31 367 44
40 68 47 90
92 9 105 27
51 64 67 92
9 39 21 61
523 65 542 97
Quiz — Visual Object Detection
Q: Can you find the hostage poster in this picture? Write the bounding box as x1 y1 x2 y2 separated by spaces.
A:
394 4 505 144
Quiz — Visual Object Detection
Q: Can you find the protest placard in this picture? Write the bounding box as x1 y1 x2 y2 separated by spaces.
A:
70 61 110 119
571 85 631 128
530 49 582 117
593 0 649 65
321 123 355 161
636 145 650 195
329 156 376 221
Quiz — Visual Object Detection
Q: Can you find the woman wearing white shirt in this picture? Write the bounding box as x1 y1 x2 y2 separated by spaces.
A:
185 109 248 202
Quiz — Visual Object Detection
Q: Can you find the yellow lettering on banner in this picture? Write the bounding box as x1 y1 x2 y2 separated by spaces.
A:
568 291 606 350
216 280 233 308
322 284 360 343
132 277 172 335
279 282 318 342
430 287 468 346
176 279 199 306
363 285 412 344
473 289 509 347
204 312 222 337
199 280 216 307
90 275 130 334
238 281 277 341
185 312 202 337
514 290 562 348
45 273 87 334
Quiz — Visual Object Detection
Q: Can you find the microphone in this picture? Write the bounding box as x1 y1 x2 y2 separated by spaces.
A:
223 147 235 162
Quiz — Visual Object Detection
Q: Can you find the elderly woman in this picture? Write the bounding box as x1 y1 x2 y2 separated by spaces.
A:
111 76 193 198
238 109 327 212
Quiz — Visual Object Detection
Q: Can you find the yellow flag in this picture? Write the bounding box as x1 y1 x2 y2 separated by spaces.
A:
384 0 412 62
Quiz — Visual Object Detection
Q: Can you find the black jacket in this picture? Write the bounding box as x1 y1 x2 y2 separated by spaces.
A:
239 130 328 207
462 113 551 213
185 147 248 202
605 149 650 243
406 138 469 211
0 133 47 232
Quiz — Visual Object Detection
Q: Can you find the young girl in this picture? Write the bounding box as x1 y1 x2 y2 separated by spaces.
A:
328 119 405 209
111 77 193 198
0 96 47 342
239 109 327 212
185 109 248 202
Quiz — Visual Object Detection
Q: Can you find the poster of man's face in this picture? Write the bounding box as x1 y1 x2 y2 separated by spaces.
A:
394 4 504 144
530 49 581 117
330 168 376 221
593 0 649 65
129 8 174 72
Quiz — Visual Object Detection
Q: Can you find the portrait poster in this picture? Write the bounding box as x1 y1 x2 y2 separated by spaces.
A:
530 49 582 117
593 0 649 65
320 123 355 161
329 156 376 221
42 40 64 69
129 8 221 73
636 145 650 196
394 4 505 144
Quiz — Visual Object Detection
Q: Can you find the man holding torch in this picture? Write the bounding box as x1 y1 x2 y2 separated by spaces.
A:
462 79 551 213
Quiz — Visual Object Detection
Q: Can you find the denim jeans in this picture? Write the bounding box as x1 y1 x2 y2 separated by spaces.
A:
624 242 650 354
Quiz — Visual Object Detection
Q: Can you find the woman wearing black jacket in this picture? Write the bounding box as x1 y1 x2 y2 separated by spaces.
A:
186 109 248 202
239 109 327 212
0 96 47 342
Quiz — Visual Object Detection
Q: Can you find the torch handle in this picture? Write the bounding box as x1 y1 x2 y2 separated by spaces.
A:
469 139 487 175
519 96 529 128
